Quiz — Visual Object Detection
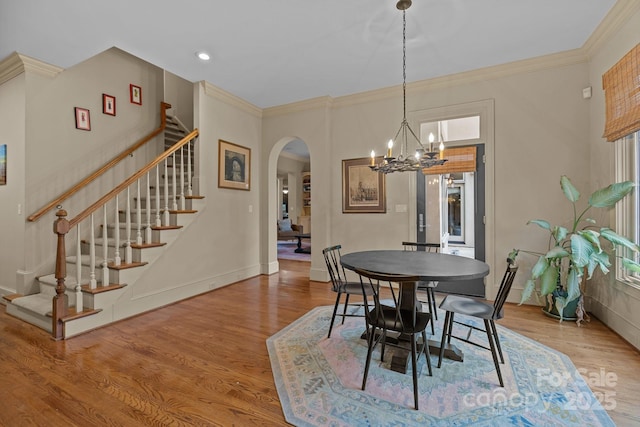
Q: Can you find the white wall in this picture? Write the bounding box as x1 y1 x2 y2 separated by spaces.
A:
587 5 640 348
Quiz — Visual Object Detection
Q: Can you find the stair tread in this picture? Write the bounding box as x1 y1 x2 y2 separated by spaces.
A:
11 293 75 316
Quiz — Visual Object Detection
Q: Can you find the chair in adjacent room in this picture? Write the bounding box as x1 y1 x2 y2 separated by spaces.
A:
322 245 374 338
402 241 440 334
437 257 519 387
355 267 433 410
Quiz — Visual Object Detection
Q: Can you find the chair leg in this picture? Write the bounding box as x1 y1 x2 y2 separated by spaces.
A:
489 320 504 363
446 312 455 344
327 292 342 338
410 334 419 410
438 311 452 368
428 288 438 320
362 325 378 390
484 319 504 387
341 293 351 325
422 330 432 376
427 290 435 335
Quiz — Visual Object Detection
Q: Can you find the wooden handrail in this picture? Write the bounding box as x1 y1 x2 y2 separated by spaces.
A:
69 129 199 228
27 102 172 222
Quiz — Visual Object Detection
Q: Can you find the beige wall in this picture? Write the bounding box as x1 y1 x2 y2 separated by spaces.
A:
0 73 27 296
587 5 640 349
263 60 591 292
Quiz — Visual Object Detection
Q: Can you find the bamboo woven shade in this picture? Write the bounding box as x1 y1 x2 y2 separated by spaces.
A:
422 146 476 175
602 43 640 142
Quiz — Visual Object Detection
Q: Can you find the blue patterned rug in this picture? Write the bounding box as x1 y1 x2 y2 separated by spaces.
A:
266 305 615 426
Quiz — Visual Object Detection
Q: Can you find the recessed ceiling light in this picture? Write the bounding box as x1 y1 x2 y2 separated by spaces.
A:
196 51 210 61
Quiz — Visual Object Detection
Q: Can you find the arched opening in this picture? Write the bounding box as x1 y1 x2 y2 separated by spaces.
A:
268 137 311 269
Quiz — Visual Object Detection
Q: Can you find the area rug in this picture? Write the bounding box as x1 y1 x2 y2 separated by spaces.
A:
266 305 615 426
278 241 311 262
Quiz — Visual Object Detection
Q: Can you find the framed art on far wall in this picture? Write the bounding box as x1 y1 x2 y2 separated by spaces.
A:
102 94 116 115
342 157 386 213
0 144 6 185
218 139 251 191
130 84 142 105
74 107 91 131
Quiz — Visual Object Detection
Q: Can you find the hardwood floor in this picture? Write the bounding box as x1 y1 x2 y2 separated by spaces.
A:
1 259 639 426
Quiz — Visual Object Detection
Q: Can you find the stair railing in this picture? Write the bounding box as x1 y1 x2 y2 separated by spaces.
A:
51 129 199 339
28 102 172 223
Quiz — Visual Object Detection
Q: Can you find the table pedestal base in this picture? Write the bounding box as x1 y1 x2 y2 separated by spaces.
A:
361 332 464 374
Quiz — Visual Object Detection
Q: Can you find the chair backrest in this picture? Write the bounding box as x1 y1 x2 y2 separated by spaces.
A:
402 241 440 253
322 245 349 292
354 267 422 333
492 257 519 315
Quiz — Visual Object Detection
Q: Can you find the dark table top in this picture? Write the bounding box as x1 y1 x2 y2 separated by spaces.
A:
341 250 489 282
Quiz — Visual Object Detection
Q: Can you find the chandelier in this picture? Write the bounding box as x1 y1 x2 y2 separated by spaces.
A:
370 0 447 174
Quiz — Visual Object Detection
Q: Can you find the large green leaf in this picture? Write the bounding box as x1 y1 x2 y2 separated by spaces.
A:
528 219 551 230
570 234 596 268
578 229 602 253
622 258 640 272
589 181 634 208
566 267 581 302
600 228 640 252
560 176 580 203
539 263 558 295
545 246 569 259
588 250 611 278
554 295 567 321
531 256 549 279
552 226 568 243
519 279 536 304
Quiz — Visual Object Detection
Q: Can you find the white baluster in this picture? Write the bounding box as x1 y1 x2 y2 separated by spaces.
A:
180 146 185 210
187 140 193 197
136 179 143 245
89 214 97 289
155 164 162 226
102 205 109 286
163 158 170 225
114 194 121 266
145 171 152 243
171 151 178 210
75 225 83 312
125 186 132 264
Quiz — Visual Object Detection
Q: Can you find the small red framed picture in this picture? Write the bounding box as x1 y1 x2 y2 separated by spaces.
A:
102 94 116 116
130 84 142 105
74 107 91 131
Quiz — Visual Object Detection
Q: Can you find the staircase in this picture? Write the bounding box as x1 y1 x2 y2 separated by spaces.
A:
3 108 202 339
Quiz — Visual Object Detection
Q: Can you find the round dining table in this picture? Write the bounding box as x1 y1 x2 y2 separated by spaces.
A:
340 250 489 282
341 249 490 372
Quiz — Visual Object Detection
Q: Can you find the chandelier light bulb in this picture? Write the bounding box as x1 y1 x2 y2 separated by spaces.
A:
370 150 376 166
387 140 394 158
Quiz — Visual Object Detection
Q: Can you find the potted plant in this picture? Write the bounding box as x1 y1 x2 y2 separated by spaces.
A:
515 175 640 325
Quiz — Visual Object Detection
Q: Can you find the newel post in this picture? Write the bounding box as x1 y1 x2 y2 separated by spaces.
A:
52 208 70 340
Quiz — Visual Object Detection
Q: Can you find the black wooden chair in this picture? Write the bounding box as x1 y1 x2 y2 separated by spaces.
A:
322 245 373 338
437 257 518 387
355 267 433 410
402 241 440 334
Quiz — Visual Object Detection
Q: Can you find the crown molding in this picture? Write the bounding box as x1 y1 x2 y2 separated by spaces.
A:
202 81 263 118
263 96 333 118
582 0 640 56
331 49 588 109
0 52 63 86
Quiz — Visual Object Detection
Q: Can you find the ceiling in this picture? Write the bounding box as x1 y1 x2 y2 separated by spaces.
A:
1 0 617 110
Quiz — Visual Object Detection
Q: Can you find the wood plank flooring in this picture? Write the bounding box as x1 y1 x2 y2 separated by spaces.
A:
0 259 639 426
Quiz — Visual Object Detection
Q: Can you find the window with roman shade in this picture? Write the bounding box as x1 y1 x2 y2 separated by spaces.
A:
603 43 640 142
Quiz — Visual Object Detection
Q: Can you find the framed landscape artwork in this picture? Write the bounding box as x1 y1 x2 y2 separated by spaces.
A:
342 157 386 213
0 144 6 185
218 139 251 191
74 107 91 131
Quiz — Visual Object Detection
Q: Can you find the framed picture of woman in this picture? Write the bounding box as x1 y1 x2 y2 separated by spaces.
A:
218 139 251 190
